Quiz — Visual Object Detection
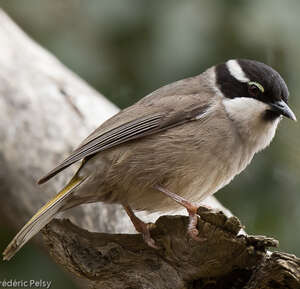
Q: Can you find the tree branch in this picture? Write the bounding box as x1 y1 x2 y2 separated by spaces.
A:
43 207 300 289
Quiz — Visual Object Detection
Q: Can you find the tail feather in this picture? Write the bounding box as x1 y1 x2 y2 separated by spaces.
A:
3 176 86 261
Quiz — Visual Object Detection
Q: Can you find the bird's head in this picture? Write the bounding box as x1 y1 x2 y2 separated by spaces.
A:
215 59 296 122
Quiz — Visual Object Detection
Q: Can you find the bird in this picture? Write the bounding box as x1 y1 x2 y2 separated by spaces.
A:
3 59 296 260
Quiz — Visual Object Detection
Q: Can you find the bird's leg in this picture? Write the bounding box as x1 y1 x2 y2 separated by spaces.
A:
122 204 158 249
154 185 204 241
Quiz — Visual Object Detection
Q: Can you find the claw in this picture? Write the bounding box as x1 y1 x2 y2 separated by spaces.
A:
154 185 207 242
187 209 206 242
123 204 159 249
142 224 159 249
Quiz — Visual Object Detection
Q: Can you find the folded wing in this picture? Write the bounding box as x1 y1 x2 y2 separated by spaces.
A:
38 90 212 184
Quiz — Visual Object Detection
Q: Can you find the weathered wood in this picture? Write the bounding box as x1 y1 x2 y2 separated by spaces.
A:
44 207 300 289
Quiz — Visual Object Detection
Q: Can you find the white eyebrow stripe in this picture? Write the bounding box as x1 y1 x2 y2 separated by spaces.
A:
226 59 250 82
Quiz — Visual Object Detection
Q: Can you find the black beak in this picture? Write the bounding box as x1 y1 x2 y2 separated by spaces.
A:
269 100 297 121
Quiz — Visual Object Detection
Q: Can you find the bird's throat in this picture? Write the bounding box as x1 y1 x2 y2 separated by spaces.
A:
222 97 280 152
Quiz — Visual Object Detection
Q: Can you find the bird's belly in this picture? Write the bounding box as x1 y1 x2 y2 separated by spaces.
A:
124 162 238 212
118 144 248 212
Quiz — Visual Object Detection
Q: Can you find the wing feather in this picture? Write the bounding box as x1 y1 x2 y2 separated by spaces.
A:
38 89 212 184
38 115 163 184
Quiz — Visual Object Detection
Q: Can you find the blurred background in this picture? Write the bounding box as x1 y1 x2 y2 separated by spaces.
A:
0 0 299 288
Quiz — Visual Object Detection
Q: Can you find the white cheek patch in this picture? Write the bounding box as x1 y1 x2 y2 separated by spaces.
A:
222 97 280 151
226 60 250 83
223 97 268 121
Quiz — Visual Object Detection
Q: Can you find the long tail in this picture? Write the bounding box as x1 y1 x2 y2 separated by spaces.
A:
3 176 86 261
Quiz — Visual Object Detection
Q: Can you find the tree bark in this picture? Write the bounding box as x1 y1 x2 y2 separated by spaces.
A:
0 8 299 289
44 208 300 289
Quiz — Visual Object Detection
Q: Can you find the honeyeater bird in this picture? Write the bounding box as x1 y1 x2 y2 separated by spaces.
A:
3 59 296 260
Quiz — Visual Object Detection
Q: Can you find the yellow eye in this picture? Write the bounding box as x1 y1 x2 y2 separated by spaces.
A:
248 81 264 93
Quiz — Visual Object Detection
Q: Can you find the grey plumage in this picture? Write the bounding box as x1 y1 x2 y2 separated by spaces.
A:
3 59 296 260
